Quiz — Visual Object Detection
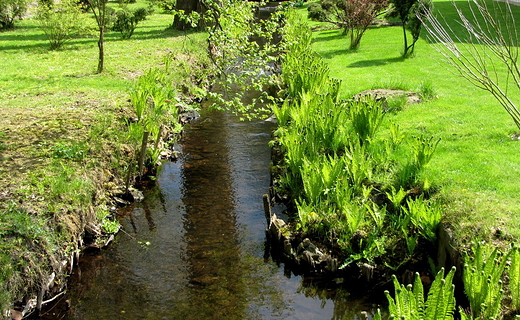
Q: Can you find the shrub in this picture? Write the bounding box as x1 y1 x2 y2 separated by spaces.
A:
307 0 389 49
36 0 92 50
112 6 149 39
0 0 29 29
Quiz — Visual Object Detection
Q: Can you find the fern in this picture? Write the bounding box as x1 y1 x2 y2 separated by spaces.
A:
463 243 508 319
424 267 456 320
384 267 456 320
509 246 520 312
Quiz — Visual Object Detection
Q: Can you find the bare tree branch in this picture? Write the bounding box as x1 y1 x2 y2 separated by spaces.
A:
419 0 520 130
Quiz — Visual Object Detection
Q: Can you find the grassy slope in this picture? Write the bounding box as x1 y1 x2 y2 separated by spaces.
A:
0 9 208 309
306 0 520 243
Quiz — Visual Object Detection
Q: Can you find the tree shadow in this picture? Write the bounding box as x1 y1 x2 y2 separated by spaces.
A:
0 24 200 52
311 28 344 43
348 56 405 68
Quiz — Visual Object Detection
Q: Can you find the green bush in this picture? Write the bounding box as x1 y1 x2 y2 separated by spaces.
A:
0 0 28 29
36 0 92 50
112 6 149 39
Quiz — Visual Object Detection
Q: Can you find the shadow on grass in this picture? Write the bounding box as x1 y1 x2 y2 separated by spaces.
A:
311 29 344 43
0 25 201 52
348 56 405 68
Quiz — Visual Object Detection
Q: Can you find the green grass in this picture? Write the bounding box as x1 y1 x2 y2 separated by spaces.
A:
305 0 520 242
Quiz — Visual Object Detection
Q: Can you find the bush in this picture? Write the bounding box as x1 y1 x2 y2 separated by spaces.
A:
149 0 175 13
0 0 29 29
111 6 149 39
36 0 92 50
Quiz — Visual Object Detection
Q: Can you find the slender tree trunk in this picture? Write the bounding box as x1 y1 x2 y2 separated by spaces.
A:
402 24 409 57
97 27 104 73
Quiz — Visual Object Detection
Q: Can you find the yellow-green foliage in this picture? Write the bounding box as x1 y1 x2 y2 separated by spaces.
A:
509 246 520 312
381 267 456 320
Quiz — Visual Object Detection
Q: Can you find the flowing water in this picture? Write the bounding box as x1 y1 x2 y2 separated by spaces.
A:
47 109 379 320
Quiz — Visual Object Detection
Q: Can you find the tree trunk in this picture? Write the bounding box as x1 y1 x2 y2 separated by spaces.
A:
97 27 104 73
172 0 205 30
402 24 409 57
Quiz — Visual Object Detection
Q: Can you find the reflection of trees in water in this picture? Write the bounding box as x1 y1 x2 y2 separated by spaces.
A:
178 110 288 319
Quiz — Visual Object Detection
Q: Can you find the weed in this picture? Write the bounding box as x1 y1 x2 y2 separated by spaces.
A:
49 141 88 161
418 81 437 100
385 94 408 113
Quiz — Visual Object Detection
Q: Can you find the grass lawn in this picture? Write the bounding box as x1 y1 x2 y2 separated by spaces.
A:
304 0 520 243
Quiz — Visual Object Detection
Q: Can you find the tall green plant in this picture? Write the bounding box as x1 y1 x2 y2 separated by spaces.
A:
382 267 456 319
462 243 508 319
509 246 520 312
348 97 385 146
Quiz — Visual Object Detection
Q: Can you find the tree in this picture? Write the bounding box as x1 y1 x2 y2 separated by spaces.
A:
308 0 389 50
420 0 520 131
171 0 205 30
0 0 29 29
86 0 108 73
390 0 431 57
36 0 91 50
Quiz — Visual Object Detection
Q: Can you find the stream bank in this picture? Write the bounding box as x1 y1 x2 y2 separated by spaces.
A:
36 108 382 320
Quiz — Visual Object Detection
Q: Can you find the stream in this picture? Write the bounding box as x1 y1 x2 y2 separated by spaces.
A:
43 109 380 319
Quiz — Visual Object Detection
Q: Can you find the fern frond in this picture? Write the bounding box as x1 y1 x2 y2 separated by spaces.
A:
510 246 520 311
424 267 456 320
413 272 425 318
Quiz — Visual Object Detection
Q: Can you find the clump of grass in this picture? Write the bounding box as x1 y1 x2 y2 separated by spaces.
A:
418 81 437 100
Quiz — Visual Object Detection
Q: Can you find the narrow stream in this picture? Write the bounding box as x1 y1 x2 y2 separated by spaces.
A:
50 109 378 319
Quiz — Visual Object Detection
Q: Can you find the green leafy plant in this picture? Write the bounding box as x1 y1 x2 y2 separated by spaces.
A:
383 267 456 319
462 243 508 319
510 246 520 312
396 135 440 188
348 97 385 146
36 0 92 50
403 196 442 243
49 141 88 161
112 6 149 39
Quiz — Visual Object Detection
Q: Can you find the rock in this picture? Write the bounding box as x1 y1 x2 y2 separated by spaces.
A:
269 213 286 244
354 89 423 105
127 187 144 202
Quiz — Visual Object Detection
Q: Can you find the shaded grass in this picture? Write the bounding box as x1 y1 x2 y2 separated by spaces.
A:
306 0 520 242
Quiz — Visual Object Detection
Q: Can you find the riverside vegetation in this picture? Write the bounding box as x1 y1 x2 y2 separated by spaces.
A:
0 7 211 315
1 0 520 318
270 3 520 319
